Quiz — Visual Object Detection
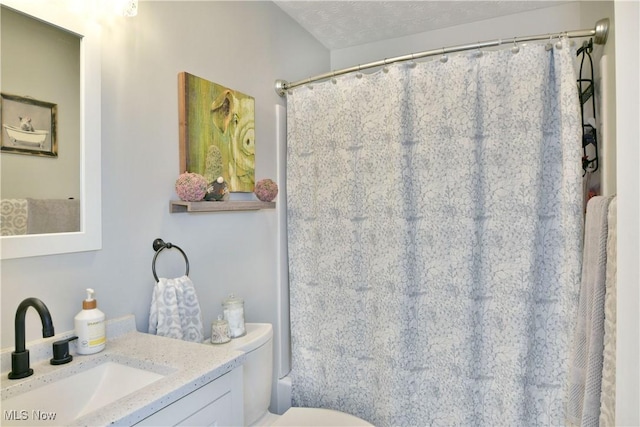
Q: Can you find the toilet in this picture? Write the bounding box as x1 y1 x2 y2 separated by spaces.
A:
218 323 372 426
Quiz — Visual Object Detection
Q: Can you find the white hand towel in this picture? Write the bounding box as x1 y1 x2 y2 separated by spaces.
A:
566 195 613 427
599 196 617 426
148 275 204 343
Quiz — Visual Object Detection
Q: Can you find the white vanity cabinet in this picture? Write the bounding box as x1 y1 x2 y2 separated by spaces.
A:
136 367 243 426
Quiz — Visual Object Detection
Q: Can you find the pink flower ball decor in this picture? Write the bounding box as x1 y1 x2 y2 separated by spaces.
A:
254 179 278 202
175 172 208 202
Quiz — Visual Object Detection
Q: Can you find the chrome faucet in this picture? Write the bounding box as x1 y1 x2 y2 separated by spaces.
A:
8 298 55 379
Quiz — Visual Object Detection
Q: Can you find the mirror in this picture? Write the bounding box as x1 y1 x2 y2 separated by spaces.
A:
1 6 81 233
0 0 101 259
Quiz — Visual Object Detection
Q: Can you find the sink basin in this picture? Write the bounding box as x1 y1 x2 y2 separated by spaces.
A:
2 361 165 426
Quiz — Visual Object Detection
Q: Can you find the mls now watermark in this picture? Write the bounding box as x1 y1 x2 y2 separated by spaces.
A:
4 409 57 421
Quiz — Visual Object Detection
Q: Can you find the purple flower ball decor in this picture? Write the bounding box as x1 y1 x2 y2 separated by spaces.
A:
175 172 208 202
254 179 278 202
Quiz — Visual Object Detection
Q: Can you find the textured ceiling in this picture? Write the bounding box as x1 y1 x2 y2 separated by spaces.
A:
274 1 569 50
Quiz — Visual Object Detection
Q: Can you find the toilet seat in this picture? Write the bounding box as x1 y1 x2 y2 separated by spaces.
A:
270 407 373 426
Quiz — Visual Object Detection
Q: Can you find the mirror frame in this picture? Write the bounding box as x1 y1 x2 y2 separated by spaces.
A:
1 0 101 259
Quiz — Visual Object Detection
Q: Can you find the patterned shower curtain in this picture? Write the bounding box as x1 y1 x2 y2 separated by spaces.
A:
286 39 583 426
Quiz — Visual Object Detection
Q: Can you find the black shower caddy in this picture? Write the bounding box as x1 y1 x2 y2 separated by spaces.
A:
577 38 599 175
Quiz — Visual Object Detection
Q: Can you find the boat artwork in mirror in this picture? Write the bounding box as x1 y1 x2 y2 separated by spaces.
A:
1 93 58 158
0 0 102 259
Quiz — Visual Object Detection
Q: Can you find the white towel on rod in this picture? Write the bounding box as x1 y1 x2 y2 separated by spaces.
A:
148 275 204 343
599 196 617 426
566 195 613 427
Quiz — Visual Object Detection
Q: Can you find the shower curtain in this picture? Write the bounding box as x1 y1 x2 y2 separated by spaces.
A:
286 39 583 426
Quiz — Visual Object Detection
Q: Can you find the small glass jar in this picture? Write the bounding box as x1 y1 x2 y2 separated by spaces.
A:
211 315 231 344
222 294 246 338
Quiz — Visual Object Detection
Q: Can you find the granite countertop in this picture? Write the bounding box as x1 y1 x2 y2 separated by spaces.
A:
0 315 246 426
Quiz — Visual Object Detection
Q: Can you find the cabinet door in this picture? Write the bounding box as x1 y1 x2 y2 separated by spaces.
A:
136 368 243 426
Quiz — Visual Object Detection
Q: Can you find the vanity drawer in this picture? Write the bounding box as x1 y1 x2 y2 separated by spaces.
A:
136 367 243 426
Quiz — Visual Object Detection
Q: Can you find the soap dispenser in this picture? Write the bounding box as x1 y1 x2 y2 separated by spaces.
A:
74 288 106 355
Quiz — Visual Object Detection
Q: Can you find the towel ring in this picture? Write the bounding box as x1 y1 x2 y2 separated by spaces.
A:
152 238 189 282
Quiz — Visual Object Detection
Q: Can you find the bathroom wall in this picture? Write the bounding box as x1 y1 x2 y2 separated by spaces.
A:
0 0 328 411
611 2 640 423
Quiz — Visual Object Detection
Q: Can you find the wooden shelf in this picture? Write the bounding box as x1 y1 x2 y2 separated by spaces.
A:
170 200 276 213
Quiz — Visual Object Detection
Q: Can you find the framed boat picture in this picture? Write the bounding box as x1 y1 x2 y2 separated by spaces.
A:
0 93 57 157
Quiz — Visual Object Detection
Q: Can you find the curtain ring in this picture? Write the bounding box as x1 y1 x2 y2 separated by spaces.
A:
305 76 313 89
511 37 520 54
407 54 417 68
545 34 553 51
382 58 390 73
475 44 483 58
555 32 564 49
331 70 337 84
356 65 363 79
440 48 448 63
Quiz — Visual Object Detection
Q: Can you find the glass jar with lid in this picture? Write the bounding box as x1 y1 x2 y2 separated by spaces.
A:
211 315 231 344
222 294 245 338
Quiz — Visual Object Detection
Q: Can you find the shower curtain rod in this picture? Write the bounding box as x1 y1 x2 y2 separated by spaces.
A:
275 18 609 96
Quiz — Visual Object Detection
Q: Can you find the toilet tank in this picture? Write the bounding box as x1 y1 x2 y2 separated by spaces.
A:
227 323 273 426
